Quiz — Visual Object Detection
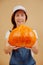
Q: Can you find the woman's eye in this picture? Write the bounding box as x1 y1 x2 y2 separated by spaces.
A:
16 14 19 17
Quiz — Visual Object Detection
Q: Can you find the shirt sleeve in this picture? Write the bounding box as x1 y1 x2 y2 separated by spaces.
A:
33 30 38 39
5 31 10 40
33 29 38 45
5 31 14 47
5 31 11 46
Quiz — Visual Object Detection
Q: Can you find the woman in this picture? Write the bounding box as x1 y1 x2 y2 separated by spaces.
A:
4 5 38 65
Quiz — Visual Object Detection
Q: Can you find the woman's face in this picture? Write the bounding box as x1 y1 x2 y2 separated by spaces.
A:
14 10 26 27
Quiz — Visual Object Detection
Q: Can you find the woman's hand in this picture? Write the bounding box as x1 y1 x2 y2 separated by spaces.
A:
4 43 20 54
25 41 38 54
31 40 38 54
4 44 13 54
13 46 20 50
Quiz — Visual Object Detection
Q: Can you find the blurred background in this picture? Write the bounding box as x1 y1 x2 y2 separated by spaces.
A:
0 0 43 65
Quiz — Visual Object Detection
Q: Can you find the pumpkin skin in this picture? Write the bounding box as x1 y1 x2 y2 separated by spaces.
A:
8 25 36 48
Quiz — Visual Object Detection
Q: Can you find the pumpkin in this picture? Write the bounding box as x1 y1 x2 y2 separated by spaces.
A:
8 25 36 48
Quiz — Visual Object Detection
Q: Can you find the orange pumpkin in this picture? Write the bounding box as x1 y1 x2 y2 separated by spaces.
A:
8 25 36 48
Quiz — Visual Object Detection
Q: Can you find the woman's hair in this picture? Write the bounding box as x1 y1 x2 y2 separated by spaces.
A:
11 12 17 30
11 10 27 30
